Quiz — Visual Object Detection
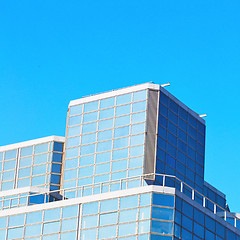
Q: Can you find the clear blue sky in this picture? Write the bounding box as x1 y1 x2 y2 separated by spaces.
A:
0 0 240 212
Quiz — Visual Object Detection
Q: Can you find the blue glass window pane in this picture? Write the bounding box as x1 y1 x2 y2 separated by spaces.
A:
112 159 128 172
99 225 117 239
43 221 60 234
52 152 62 163
100 97 115 109
60 231 77 240
131 123 145 135
83 111 98 123
205 215 215 231
96 151 111 164
169 99 178 114
33 164 47 175
34 143 49 154
194 222 204 238
205 229 215 240
68 115 82 126
188 114 197 128
4 149 17 160
3 160 16 170
100 198 118 212
115 104 131 116
8 227 24 239
67 137 80 148
44 208 61 221
132 112 146 123
133 90 147 102
113 137 129 149
50 174 60 184
84 101 99 113
119 208 138 223
82 122 97 134
152 207 173 220
80 155 94 166
97 130 113 141
118 222 137 237
182 201 193 218
80 144 96 155
81 133 96 145
168 121 177 136
25 224 41 237
69 104 83 116
81 215 98 228
26 211 43 224
114 126 129 138
100 212 118 226
179 118 187 131
130 145 144 157
82 202 98 215
112 148 128 160
61 218 78 232
116 93 132 105
53 142 63 152
151 220 173 234
95 163 110 175
65 147 79 159
79 166 94 178
81 228 97 240
62 205 78 218
159 114 167 128
20 146 33 157
120 195 138 209
139 220 150 234
115 115 131 127
151 234 172 240
139 207 151 220
98 119 114 131
129 156 143 169
97 141 112 152
197 122 205 135
99 108 114 120
140 193 151 206
160 104 168 117
0 217 7 228
130 134 144 146
8 214 25 227
67 126 81 137
65 158 78 169
182 215 193 232
152 193 174 207
168 110 178 125
179 107 187 121
132 101 146 113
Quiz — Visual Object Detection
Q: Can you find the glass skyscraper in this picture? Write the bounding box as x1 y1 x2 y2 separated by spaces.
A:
0 83 239 239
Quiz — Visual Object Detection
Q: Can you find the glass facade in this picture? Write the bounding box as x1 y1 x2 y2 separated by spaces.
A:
0 83 239 239
64 90 148 194
0 138 64 192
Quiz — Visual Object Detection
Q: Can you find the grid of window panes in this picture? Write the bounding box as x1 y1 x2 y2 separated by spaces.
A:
64 90 148 191
150 193 175 240
0 204 79 240
203 184 226 210
0 142 63 192
156 92 205 194
80 193 151 240
174 196 240 240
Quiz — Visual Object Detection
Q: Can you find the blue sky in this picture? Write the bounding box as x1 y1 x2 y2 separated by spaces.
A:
0 0 240 211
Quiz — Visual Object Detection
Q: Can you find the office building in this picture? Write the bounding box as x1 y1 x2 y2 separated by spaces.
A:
0 83 239 239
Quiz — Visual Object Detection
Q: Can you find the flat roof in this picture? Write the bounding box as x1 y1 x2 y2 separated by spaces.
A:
69 82 205 124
